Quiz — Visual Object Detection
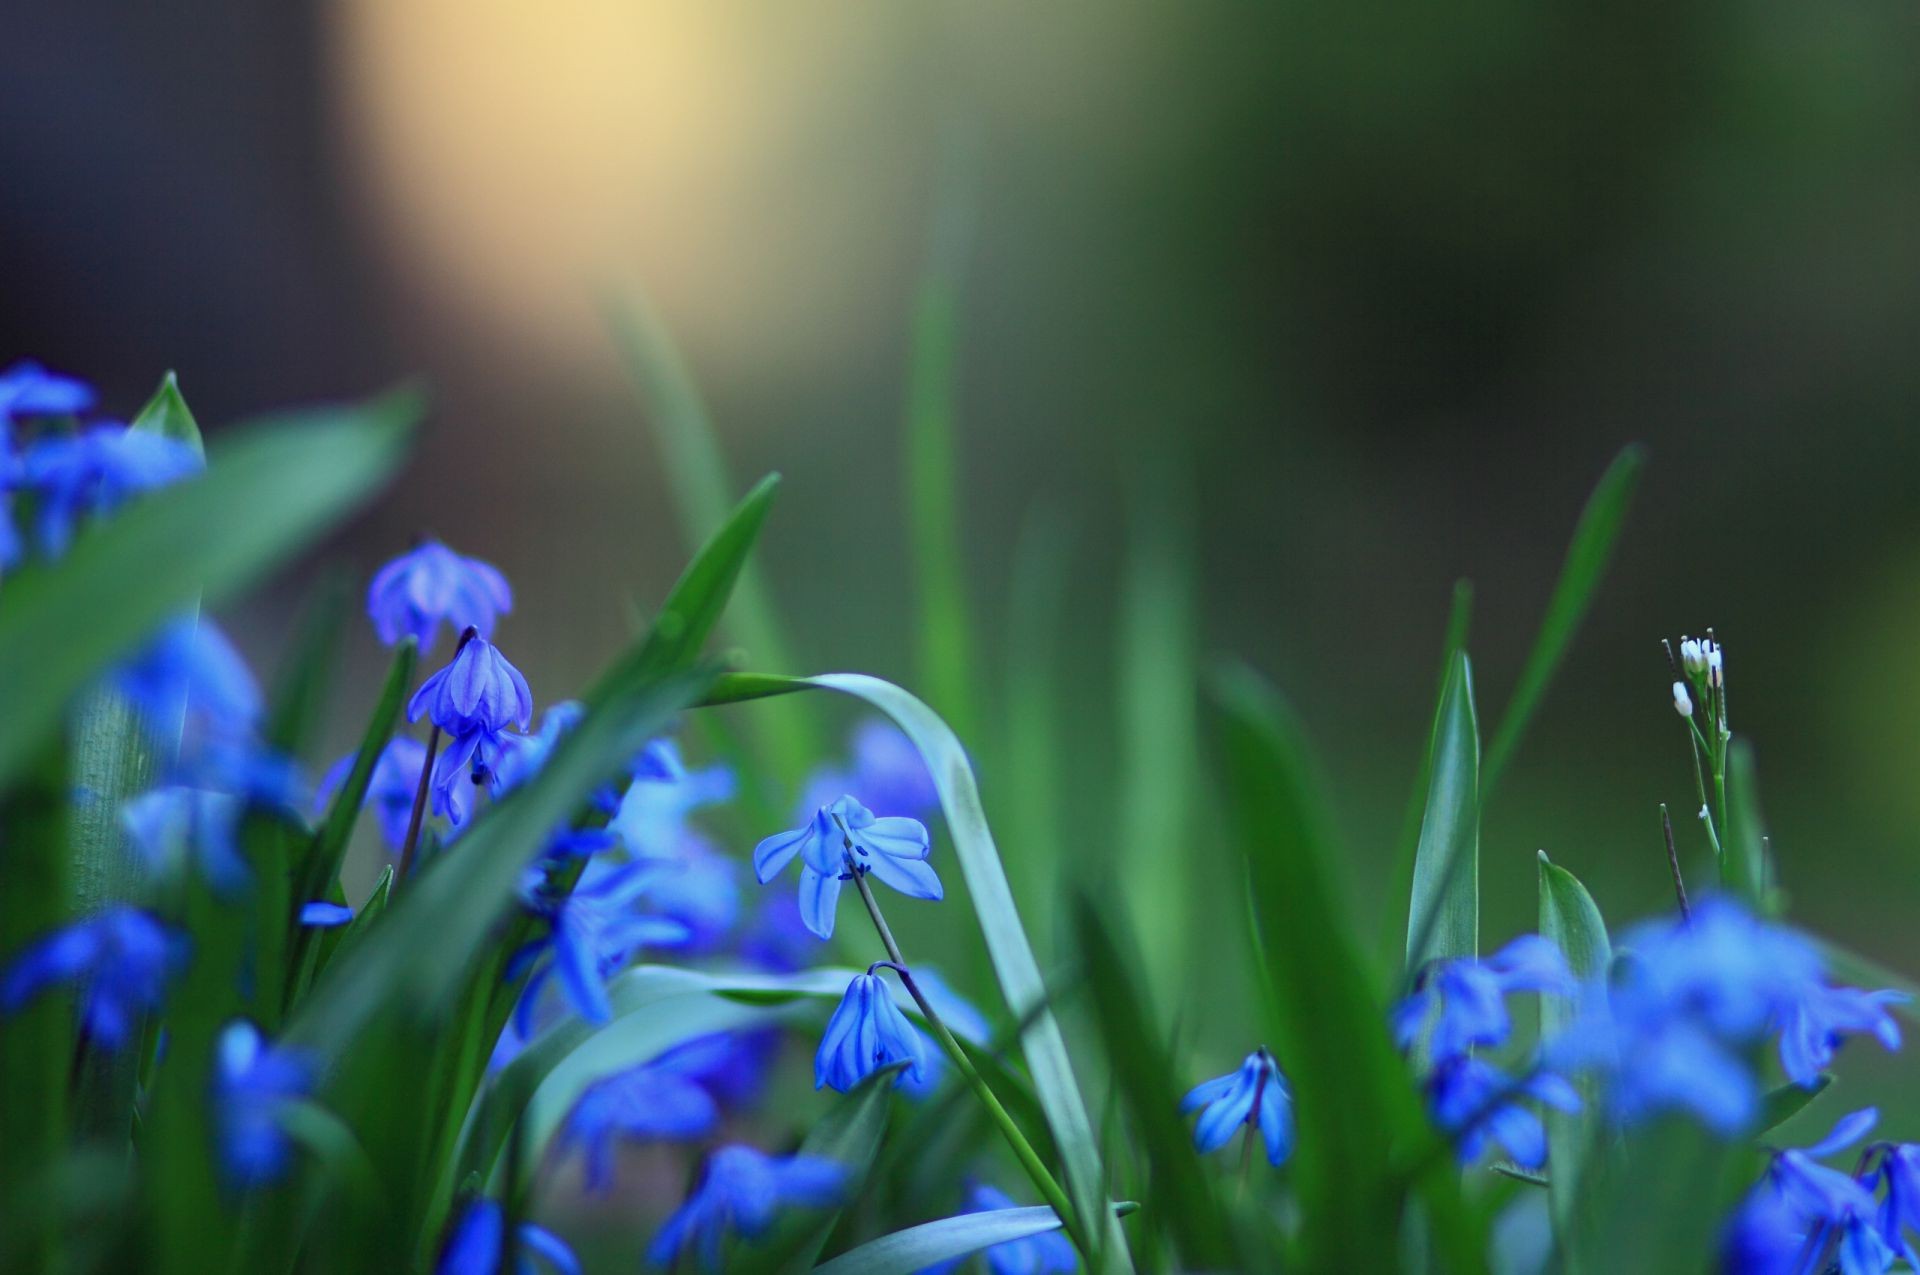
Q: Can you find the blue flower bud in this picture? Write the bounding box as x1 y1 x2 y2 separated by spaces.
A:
815 970 925 1093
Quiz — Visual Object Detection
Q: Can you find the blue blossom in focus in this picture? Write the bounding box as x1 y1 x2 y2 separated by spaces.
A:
1181 1047 1294 1166
299 901 354 928
646 1145 846 1272
509 860 690 1030
0 360 94 423
1425 1055 1580 1169
0 907 184 1049
121 786 251 895
1724 1108 1893 1275
1392 934 1576 1061
212 1019 315 1187
436 1198 579 1275
754 795 939 940
556 1061 718 1193
367 539 512 651
918 1183 1078 1275
408 634 532 823
17 424 201 557
815 969 926 1093
314 736 428 852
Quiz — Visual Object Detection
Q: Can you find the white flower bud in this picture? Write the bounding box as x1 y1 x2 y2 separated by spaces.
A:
1672 681 1694 718
1705 644 1723 688
1679 638 1704 673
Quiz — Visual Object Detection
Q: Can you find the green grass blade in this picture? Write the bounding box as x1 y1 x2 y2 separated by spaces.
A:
1404 651 1481 985
0 389 420 788
1536 851 1613 1274
1000 506 1074 948
813 1204 1137 1275
264 568 351 758
607 299 816 779
1482 445 1645 793
1723 739 1771 905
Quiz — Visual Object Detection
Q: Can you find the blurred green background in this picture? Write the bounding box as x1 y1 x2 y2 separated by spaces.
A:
7 0 1920 1141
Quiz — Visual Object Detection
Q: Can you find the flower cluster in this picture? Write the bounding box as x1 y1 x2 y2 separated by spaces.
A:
1720 1106 1920 1274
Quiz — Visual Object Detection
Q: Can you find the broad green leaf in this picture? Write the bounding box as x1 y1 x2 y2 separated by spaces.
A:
1759 1074 1831 1134
1536 851 1613 1273
1071 895 1238 1270
758 1062 907 1273
1207 662 1485 1274
812 1203 1137 1275
607 299 815 779
264 568 351 758
0 389 420 788
1405 651 1480 983
1378 578 1472 968
1482 444 1645 793
129 371 204 456
1722 739 1771 905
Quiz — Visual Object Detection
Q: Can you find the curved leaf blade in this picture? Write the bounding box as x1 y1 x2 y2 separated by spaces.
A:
1536 851 1613 1273
813 1203 1136 1275
1405 651 1480 984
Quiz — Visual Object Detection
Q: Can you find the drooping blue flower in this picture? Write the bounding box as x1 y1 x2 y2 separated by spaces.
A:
1424 1055 1580 1169
0 907 185 1049
646 1145 847 1272
1875 1142 1920 1264
556 1061 718 1193
121 785 252 895
299 901 354 928
1725 1108 1894 1275
17 424 202 556
114 615 262 746
212 1019 315 1187
408 634 532 823
1181 1047 1294 1166
1392 934 1576 1063
367 539 512 651
816 969 926 1093
509 861 691 1030
314 736 428 851
0 360 95 423
754 795 939 940
918 1183 1078 1275
436 1198 579 1275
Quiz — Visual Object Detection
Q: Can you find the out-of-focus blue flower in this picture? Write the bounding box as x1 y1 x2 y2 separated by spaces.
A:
17 424 201 556
1779 983 1905 1089
556 1062 718 1193
0 907 184 1049
299 901 354 928
436 1198 579 1275
1876 1143 1920 1264
1424 1055 1580 1169
114 615 261 746
212 1019 315 1187
651 1030 781 1111
816 969 926 1093
754 795 939 940
847 719 938 819
314 737 428 851
646 1145 846 1272
0 360 94 423
1393 934 1575 1063
1725 1108 1893 1275
641 834 740 953
408 634 532 823
509 861 690 1029
918 1183 1078 1275
740 895 818 972
121 785 251 895
367 539 512 651
1181 1047 1294 1166
489 701 579 797
609 742 735 858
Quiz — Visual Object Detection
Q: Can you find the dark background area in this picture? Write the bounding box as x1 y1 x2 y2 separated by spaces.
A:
6 2 1920 1067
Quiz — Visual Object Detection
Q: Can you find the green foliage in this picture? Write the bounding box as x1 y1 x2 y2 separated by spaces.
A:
1536 851 1613 1271
1405 650 1481 983
813 1203 1138 1275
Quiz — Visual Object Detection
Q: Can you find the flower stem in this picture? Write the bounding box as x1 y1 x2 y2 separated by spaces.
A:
846 860 1090 1258
396 626 477 886
1659 804 1692 921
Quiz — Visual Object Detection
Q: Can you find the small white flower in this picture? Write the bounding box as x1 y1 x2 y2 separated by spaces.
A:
1672 681 1694 718
1679 638 1704 673
1705 643 1724 688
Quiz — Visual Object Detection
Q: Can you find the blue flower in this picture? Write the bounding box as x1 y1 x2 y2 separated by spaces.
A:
121 785 251 895
0 360 94 423
212 1019 315 1187
646 1145 847 1272
556 1061 718 1193
0 907 185 1049
641 835 741 953
299 901 354 928
509 861 690 1029
1778 983 1905 1088
1424 1055 1579 1169
367 539 512 651
753 795 939 940
1875 1142 1920 1264
114 615 262 746
816 969 927 1093
651 1030 781 1110
1392 934 1576 1063
609 740 735 857
17 424 201 556
918 1183 1077 1275
314 737 428 851
798 720 938 824
1725 1108 1893 1275
1181 1047 1294 1166
408 634 532 823
436 1199 579 1275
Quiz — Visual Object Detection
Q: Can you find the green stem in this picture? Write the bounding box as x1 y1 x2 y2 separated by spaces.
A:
1683 725 1723 861
845 860 1091 1258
